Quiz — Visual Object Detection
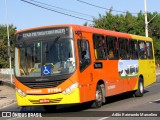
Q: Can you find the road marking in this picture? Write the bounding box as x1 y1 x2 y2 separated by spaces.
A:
149 99 160 103
98 117 110 120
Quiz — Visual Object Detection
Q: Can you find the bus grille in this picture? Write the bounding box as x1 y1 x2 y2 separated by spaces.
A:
23 80 65 89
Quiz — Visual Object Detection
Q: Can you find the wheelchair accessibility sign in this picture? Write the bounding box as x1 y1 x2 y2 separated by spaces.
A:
42 65 51 76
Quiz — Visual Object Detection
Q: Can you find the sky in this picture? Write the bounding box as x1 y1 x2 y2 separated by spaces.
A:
0 0 160 30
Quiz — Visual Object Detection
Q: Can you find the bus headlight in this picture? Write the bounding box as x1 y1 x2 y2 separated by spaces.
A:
16 88 27 97
62 82 79 95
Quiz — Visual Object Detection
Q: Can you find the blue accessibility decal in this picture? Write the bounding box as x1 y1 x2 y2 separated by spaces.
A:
42 65 51 76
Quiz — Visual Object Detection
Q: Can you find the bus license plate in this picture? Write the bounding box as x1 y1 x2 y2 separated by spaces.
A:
39 99 50 103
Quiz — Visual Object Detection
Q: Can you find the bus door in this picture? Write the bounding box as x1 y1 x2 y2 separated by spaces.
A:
77 39 93 102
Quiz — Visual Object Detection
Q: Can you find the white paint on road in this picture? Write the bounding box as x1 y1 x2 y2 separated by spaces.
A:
149 98 160 103
97 117 110 120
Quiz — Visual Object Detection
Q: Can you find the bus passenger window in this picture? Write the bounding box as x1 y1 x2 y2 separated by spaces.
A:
118 38 129 59
78 40 91 71
146 42 153 59
106 36 118 60
93 34 107 60
138 41 147 59
109 49 114 59
129 39 138 59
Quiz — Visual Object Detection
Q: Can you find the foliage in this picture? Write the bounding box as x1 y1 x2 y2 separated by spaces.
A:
91 11 160 63
0 24 16 68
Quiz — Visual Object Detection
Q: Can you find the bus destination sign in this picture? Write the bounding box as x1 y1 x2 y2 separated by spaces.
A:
16 27 69 41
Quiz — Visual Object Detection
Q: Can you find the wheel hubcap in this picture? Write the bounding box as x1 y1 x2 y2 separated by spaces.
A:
139 82 143 94
96 90 102 102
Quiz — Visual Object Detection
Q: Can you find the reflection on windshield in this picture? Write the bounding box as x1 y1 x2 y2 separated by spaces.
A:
15 38 76 77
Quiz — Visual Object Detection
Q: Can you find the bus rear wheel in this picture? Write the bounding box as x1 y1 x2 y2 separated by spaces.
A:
91 84 103 108
135 78 144 97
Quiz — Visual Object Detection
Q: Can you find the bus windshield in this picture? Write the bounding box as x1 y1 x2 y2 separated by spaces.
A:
15 38 76 77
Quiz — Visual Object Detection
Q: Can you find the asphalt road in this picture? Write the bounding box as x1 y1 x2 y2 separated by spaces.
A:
0 76 160 120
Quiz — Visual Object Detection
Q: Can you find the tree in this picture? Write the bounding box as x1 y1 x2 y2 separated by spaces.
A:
0 24 16 68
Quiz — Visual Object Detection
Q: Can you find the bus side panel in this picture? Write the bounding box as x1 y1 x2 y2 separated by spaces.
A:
79 32 124 99
103 60 125 96
138 60 156 87
130 35 156 89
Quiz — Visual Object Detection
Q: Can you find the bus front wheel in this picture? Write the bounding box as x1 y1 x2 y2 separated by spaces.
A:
91 84 103 108
135 78 144 97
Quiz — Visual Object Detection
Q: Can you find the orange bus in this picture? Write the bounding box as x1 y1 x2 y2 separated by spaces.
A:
14 24 156 110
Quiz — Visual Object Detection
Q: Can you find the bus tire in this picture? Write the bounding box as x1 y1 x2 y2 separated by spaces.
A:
91 84 103 108
43 105 57 112
135 78 144 97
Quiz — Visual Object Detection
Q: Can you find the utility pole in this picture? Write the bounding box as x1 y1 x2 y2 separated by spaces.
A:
5 0 13 84
144 0 148 37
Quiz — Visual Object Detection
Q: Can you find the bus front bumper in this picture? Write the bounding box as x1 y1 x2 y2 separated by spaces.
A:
16 88 80 106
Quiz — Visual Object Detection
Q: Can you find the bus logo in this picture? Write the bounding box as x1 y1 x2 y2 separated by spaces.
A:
2 112 11 117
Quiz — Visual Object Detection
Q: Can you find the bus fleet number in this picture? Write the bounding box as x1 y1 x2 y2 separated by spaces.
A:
47 88 61 93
